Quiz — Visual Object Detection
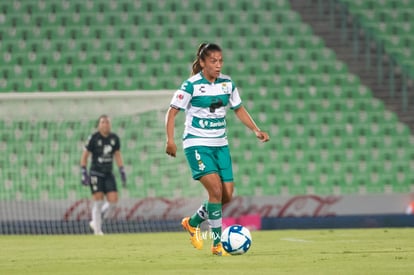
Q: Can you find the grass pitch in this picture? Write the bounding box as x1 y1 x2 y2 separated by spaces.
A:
0 228 413 275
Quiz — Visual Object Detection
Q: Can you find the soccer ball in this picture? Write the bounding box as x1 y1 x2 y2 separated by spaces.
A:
221 224 252 255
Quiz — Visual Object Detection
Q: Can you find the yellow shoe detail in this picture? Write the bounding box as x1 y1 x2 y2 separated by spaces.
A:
181 217 203 250
211 243 230 256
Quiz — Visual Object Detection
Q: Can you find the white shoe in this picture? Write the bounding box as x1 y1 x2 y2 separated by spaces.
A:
89 221 104 236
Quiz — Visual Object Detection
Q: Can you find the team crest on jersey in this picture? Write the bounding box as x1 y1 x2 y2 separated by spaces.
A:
221 83 230 94
110 139 115 146
97 140 102 146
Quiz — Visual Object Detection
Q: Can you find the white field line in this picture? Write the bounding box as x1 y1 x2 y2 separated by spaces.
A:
280 238 314 243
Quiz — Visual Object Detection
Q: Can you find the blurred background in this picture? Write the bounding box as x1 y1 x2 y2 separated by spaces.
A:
0 0 413 234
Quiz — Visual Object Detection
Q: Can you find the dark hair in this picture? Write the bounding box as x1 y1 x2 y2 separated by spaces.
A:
96 114 109 128
191 43 222 76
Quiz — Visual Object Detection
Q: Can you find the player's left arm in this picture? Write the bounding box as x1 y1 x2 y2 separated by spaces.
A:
114 149 127 187
229 84 269 143
114 150 124 167
234 106 270 143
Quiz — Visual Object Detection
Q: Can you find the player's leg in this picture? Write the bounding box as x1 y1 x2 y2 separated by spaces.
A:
219 145 235 205
189 200 208 225
104 191 118 219
190 182 233 227
191 182 234 229
200 173 230 256
90 194 104 235
185 145 234 223
206 146 234 255
188 182 233 228
103 174 118 220
101 200 109 216
199 173 223 244
89 174 105 235
91 193 104 235
181 146 218 250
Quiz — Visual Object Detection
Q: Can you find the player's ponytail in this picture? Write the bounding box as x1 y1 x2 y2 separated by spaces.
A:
191 43 222 76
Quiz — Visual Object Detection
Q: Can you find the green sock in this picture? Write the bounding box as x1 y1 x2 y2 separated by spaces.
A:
189 201 208 227
207 202 222 246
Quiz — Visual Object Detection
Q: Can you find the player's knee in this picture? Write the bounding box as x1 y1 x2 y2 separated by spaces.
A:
106 191 118 203
207 185 223 202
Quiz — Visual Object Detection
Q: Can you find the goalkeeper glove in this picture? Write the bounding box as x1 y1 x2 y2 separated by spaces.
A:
119 166 127 188
81 166 90 186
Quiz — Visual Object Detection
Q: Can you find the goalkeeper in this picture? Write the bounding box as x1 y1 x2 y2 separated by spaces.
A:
80 114 126 235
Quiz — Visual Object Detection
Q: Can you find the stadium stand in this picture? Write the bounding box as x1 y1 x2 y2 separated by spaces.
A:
0 0 413 202
339 0 413 78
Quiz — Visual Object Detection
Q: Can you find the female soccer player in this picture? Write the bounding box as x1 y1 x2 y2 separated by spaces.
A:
165 43 269 255
80 114 126 235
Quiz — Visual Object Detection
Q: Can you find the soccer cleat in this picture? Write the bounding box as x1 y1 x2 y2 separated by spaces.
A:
181 217 203 250
211 243 230 256
89 221 104 236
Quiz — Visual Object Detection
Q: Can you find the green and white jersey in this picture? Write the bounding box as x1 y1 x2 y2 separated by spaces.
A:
170 72 242 148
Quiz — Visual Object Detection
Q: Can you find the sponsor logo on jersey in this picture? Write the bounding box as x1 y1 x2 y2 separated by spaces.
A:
103 144 112 155
180 82 189 90
98 156 113 163
199 119 226 128
195 118 226 129
176 93 184 100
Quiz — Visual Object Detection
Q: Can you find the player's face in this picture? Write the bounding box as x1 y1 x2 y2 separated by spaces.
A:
201 51 223 82
98 117 111 136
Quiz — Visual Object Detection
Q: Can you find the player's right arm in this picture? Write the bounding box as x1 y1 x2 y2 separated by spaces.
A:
80 135 93 185
80 149 90 185
81 134 94 167
165 81 193 157
165 106 180 157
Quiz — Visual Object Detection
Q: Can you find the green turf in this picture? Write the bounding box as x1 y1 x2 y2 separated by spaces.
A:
0 228 413 275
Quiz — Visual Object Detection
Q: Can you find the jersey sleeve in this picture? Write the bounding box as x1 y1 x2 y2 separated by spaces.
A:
114 135 121 151
169 80 193 110
229 85 242 110
84 134 94 152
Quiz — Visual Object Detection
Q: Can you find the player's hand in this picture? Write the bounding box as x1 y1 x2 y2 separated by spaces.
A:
119 166 127 188
255 130 270 142
81 167 90 186
165 141 177 157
